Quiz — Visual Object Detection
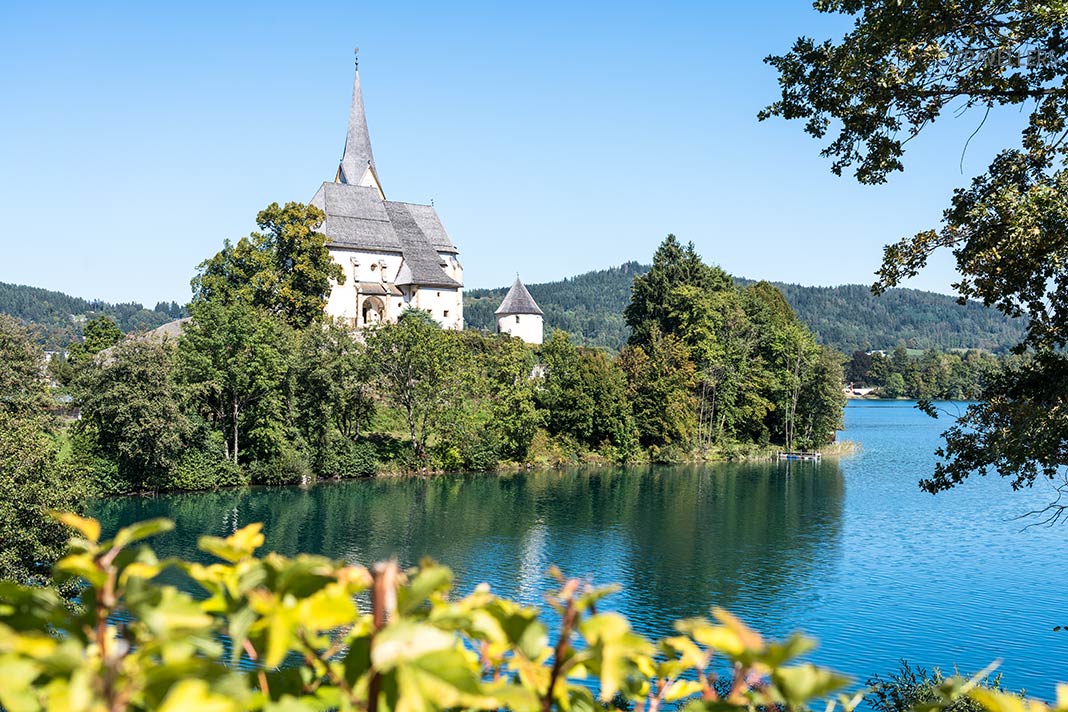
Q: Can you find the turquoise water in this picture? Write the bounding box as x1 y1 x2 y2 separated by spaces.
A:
93 401 1068 697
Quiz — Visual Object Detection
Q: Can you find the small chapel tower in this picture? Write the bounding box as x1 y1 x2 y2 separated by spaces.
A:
496 277 544 345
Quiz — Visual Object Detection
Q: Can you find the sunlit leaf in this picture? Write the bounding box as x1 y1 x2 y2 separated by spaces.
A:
48 512 100 544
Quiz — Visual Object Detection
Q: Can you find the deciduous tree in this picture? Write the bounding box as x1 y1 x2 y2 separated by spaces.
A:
762 0 1068 495
365 310 472 459
192 202 344 329
176 300 292 464
74 340 186 491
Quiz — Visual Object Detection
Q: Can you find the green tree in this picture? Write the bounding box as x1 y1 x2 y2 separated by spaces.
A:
762 1 1068 495
73 340 186 492
0 317 85 585
293 320 375 471
619 327 697 452
537 330 636 456
66 316 122 370
625 235 734 347
795 347 847 450
365 310 472 459
0 413 86 586
882 372 907 399
0 315 52 416
482 335 541 461
176 300 293 465
192 202 344 329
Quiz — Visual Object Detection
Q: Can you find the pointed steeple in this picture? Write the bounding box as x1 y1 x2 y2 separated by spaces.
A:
337 49 382 194
495 277 544 316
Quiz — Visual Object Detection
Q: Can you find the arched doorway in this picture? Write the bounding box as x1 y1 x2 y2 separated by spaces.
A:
362 296 386 325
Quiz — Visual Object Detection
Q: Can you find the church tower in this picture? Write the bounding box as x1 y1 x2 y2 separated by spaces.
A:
310 51 464 330
496 277 543 345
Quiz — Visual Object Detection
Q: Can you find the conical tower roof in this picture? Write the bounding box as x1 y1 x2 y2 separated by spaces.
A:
337 50 377 187
495 277 543 316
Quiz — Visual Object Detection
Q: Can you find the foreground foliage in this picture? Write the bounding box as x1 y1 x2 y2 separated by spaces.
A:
4 515 1063 712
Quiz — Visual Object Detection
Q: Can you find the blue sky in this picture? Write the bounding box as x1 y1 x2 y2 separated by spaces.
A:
0 1 1028 305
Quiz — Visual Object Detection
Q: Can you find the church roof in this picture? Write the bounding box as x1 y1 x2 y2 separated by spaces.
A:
309 55 461 291
310 183 460 287
496 277 543 316
385 201 461 288
337 54 376 186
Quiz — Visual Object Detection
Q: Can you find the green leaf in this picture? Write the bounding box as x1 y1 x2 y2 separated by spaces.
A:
113 518 175 549
397 564 452 615
371 621 455 672
199 536 248 564
49 512 100 544
772 663 850 706
158 679 241 712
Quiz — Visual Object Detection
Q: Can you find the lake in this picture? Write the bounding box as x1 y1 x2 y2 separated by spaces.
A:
93 401 1068 698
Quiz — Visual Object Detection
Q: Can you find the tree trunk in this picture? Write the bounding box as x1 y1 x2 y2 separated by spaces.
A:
232 398 240 465
405 403 419 459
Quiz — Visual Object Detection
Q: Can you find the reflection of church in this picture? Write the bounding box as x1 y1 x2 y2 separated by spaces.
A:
312 52 464 330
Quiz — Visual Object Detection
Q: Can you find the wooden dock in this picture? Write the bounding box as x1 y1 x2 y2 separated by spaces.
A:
776 451 822 462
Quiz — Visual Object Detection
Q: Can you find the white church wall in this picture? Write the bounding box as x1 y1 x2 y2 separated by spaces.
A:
325 247 405 324
413 287 463 330
324 247 463 330
498 313 543 345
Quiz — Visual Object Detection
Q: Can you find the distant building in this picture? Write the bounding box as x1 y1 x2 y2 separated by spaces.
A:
310 52 463 329
495 277 544 345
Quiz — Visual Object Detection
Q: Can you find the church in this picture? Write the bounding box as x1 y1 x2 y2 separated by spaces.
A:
312 52 464 330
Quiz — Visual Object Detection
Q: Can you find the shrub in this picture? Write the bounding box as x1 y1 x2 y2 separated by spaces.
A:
429 442 464 471
165 432 245 491
867 661 1011 712
247 445 314 486
320 437 378 478
3 515 1058 712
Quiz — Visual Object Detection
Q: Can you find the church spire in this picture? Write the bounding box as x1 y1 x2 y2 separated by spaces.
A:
337 48 381 193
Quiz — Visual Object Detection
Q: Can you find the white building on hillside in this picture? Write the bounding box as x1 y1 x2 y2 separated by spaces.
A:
496 277 544 345
311 51 463 329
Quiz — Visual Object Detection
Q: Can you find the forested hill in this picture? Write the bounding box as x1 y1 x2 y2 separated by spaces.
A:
5 266 1026 354
464 264 1027 353
0 282 185 349
756 282 1026 354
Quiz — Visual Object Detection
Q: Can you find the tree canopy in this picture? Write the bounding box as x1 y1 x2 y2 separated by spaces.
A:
763 0 1068 498
192 202 343 329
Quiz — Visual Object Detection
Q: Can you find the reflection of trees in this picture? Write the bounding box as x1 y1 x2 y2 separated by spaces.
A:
617 462 845 638
94 461 843 638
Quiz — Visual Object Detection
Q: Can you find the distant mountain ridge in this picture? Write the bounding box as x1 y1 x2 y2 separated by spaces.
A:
4 265 1026 354
0 282 185 350
465 263 1026 354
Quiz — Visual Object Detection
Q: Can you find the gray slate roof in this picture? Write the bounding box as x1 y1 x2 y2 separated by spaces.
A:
338 66 376 185
310 184 460 287
496 278 543 316
385 201 460 288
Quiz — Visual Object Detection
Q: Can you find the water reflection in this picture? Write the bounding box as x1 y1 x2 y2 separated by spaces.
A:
93 460 845 642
